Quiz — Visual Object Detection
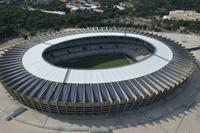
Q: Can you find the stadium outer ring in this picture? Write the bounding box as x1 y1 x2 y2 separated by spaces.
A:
0 28 195 114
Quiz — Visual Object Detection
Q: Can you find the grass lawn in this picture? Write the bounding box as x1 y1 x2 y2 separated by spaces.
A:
59 54 137 69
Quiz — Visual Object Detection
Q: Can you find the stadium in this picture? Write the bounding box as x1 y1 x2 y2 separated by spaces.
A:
0 28 195 114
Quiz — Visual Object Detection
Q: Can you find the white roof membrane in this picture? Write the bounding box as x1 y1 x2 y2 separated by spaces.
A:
22 43 68 83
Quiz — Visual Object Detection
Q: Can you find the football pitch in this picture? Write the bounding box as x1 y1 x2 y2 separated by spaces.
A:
60 54 137 69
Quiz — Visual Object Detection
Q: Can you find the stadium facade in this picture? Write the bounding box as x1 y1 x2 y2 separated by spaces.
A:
0 28 195 114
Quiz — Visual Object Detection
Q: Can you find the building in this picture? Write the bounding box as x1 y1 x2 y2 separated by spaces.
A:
163 10 200 21
0 28 195 114
66 0 103 13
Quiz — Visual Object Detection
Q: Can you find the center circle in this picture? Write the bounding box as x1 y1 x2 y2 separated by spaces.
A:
43 36 155 69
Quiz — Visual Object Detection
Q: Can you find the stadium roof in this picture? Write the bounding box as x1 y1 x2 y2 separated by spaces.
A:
22 32 173 84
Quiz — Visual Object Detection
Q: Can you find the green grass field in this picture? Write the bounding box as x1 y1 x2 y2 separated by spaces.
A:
60 54 137 69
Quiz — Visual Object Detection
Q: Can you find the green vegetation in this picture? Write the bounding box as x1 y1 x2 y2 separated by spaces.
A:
133 0 200 16
162 20 200 33
94 0 200 17
30 0 70 13
0 5 145 40
59 54 137 69
1 0 200 40
0 5 69 39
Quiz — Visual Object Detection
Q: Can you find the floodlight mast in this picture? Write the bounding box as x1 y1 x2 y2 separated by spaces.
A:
124 30 126 37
